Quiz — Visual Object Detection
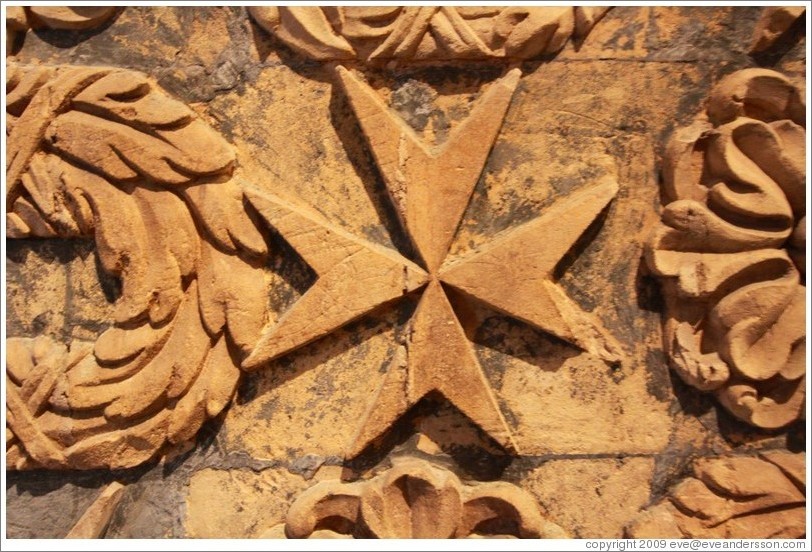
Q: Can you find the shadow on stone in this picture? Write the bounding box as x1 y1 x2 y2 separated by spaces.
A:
343 392 513 482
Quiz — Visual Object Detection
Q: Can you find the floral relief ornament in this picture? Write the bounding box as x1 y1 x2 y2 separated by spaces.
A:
646 68 806 429
248 6 610 61
263 457 567 539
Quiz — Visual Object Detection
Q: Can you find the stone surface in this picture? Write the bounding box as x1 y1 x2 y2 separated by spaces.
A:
4 5 806 541
522 457 655 538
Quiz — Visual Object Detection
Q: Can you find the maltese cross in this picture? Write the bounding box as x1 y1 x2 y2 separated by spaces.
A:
243 66 620 457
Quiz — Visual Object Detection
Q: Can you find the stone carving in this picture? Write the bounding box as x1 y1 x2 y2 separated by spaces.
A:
244 66 621 457
627 452 805 538
6 6 118 33
5 64 268 469
248 6 610 61
264 457 566 538
750 6 806 53
646 68 806 429
65 482 125 538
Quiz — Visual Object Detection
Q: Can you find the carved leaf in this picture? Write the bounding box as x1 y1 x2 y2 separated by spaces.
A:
249 6 610 61
627 452 806 539
9 7 118 32
5 64 268 470
647 68 806 429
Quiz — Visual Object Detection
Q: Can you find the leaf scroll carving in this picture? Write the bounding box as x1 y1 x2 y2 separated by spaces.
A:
5 64 269 470
626 452 805 538
646 68 806 429
248 6 610 62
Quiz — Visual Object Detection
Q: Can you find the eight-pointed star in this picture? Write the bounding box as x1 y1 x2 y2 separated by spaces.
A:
243 65 620 457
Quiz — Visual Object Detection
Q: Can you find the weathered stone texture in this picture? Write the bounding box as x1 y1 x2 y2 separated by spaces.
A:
4 5 805 540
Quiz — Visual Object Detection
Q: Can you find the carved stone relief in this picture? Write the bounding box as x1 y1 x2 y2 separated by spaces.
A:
750 7 806 53
248 6 610 61
3 5 807 541
6 6 119 32
264 457 566 539
646 68 806 429
241 65 622 458
6 63 267 469
627 452 806 539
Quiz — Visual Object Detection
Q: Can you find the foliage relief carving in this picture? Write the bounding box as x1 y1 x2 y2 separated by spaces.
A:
5 64 268 469
627 452 805 538
646 68 806 429
248 6 610 61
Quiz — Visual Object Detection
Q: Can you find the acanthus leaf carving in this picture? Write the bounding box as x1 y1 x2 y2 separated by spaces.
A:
264 457 566 539
248 6 610 62
646 68 806 429
5 63 268 470
626 452 806 539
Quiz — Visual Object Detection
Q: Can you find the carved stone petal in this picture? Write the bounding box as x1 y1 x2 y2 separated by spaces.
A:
335 7 402 39
707 68 805 127
648 249 792 300
498 7 574 58
661 120 714 204
706 119 794 227
361 459 463 538
711 276 803 381
679 456 805 522
248 6 355 60
668 322 730 391
716 376 805 429
461 482 563 538
26 7 117 31
284 480 362 539
655 199 791 253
